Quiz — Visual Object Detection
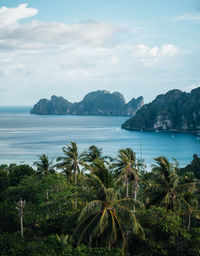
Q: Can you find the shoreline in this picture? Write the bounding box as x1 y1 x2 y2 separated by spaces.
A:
121 126 200 135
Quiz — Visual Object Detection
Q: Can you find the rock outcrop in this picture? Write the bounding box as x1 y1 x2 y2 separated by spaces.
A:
121 87 200 132
30 96 73 115
31 90 144 116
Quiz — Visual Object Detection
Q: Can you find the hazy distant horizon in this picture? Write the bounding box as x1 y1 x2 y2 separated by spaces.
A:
0 86 197 107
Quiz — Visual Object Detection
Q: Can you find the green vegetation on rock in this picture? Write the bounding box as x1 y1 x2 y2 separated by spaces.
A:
122 87 200 132
31 90 144 116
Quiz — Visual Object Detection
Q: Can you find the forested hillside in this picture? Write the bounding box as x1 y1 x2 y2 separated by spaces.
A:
31 90 144 116
122 88 200 132
0 144 199 256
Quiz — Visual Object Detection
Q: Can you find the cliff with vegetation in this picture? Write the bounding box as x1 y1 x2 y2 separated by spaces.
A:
31 90 144 116
122 87 200 132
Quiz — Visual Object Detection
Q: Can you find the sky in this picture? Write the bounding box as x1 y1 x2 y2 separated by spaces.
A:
0 0 200 105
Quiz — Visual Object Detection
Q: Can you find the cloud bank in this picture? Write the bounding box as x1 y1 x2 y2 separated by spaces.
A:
0 3 195 105
0 4 179 77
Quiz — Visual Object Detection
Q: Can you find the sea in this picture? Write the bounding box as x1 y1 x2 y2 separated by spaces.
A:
0 106 199 170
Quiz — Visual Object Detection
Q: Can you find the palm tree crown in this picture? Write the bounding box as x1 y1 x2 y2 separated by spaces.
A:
145 156 179 210
74 174 144 250
34 154 55 176
56 142 84 183
113 148 139 198
82 145 103 163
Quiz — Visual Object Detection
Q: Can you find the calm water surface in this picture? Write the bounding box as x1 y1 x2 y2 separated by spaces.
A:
0 107 199 169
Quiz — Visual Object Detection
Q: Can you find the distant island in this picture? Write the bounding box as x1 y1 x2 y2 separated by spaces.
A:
31 90 144 116
122 87 200 132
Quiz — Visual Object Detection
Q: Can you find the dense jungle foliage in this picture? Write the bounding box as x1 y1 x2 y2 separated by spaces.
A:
0 143 199 256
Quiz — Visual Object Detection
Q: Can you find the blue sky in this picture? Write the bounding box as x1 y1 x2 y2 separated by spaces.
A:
0 0 200 105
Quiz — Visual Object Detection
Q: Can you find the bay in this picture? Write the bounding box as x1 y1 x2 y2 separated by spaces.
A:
0 106 199 169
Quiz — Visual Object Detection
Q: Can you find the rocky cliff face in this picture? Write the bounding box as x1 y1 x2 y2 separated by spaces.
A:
30 96 73 115
31 90 144 116
122 87 200 132
71 90 126 116
126 96 144 116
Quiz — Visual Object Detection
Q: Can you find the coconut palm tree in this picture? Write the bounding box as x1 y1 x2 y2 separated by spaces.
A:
178 174 200 230
144 156 179 211
144 157 200 222
82 145 103 163
56 142 84 183
56 142 84 207
74 174 144 250
84 158 113 188
113 148 139 199
181 195 200 230
34 154 55 213
34 154 55 176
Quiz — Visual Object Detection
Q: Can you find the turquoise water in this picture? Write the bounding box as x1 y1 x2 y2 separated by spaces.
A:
0 106 199 168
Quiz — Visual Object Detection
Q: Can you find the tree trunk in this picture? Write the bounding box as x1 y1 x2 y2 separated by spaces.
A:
89 235 92 247
134 182 138 201
46 189 49 201
46 189 49 215
20 214 23 237
74 167 77 186
18 199 25 238
130 181 133 197
133 180 139 212
74 163 77 208
187 212 191 231
126 175 129 197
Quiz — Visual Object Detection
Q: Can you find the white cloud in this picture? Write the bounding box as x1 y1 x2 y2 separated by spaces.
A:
137 44 178 57
0 3 184 106
0 16 120 51
0 4 38 27
0 4 124 77
135 44 178 66
174 13 200 21
0 4 179 71
10 21 117 45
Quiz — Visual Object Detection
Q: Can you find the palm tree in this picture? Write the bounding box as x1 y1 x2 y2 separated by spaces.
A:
82 145 103 163
16 198 26 237
179 174 200 230
84 158 113 188
144 157 200 226
56 142 84 207
144 156 179 211
182 196 200 230
56 142 84 184
34 154 55 212
74 174 144 250
34 154 55 176
113 148 139 199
